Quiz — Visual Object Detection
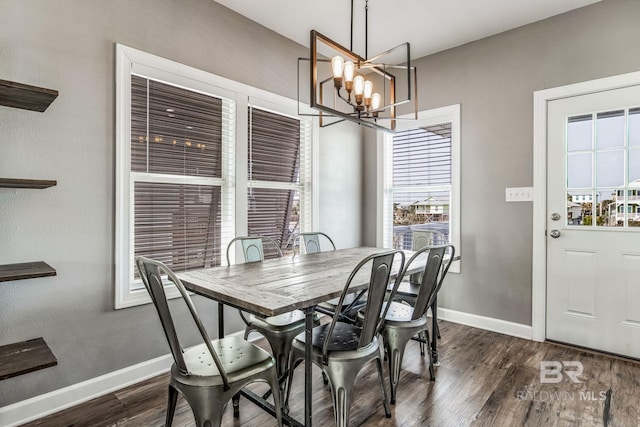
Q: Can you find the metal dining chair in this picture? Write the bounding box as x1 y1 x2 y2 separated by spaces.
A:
284 250 405 427
294 231 368 323
381 244 455 404
393 228 450 340
226 236 319 380
135 256 283 427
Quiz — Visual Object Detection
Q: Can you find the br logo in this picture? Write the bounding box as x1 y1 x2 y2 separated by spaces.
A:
539 361 583 384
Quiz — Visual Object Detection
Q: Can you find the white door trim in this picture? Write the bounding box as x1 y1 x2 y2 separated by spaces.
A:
532 70 640 342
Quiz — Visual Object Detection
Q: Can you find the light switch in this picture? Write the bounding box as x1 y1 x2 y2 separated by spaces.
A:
506 187 533 202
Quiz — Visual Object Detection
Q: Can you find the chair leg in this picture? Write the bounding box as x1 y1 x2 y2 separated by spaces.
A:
232 393 240 418
375 357 392 418
284 355 303 414
268 369 285 427
424 331 436 381
165 385 178 427
324 364 359 427
385 340 406 405
181 389 225 427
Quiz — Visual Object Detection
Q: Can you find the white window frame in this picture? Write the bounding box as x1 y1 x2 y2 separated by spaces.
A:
115 44 318 308
378 104 461 273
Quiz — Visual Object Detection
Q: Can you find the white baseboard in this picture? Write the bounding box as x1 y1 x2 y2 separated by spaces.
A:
0 330 247 427
436 307 533 340
0 353 173 427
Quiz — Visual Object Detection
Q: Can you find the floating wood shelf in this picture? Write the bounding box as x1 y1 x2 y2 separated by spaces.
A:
0 178 57 189
0 262 56 282
0 337 57 381
0 79 58 112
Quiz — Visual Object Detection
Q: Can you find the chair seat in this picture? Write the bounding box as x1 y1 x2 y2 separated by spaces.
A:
384 301 415 322
321 292 359 307
293 322 361 353
175 337 274 386
393 280 420 298
248 310 320 329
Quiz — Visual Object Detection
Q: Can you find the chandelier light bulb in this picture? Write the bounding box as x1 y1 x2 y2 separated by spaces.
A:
363 80 373 99
344 61 354 82
331 56 344 88
353 75 365 108
371 92 381 110
354 76 364 96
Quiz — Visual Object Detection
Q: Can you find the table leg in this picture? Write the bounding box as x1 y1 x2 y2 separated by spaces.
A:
218 302 224 338
430 296 439 366
303 306 314 427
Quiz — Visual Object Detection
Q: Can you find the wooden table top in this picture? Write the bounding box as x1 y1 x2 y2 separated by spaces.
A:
178 247 412 317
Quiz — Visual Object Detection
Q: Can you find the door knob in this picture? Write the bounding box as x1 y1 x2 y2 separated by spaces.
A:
550 229 561 238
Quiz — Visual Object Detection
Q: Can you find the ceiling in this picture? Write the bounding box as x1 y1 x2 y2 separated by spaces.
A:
215 0 601 60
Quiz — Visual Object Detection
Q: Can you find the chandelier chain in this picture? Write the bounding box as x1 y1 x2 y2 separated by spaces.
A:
365 0 369 58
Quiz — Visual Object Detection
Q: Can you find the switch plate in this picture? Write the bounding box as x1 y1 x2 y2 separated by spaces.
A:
506 186 533 202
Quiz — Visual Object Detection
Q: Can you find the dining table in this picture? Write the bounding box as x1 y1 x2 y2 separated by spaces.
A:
177 246 427 427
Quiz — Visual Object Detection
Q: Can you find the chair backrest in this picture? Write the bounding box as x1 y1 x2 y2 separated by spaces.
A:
393 228 448 250
226 236 284 265
402 244 455 320
295 232 336 254
135 256 230 389
322 250 405 364
412 230 448 250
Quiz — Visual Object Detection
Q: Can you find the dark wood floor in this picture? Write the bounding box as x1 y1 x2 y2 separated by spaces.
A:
23 321 640 426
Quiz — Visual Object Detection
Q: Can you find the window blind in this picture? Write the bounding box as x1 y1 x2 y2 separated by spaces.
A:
131 76 223 177
393 124 452 187
247 107 302 256
134 183 222 271
248 107 300 183
130 75 227 276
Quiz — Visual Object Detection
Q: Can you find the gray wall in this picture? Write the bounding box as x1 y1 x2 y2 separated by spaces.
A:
363 0 640 325
0 0 362 405
319 122 363 249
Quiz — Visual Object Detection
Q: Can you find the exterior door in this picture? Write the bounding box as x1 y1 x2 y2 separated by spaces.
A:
546 85 640 358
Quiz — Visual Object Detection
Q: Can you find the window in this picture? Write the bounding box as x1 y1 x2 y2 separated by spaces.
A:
381 105 460 272
247 106 312 257
116 45 316 308
129 75 232 272
565 108 640 228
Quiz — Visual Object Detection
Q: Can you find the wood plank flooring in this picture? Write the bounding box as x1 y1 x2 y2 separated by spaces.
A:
22 321 640 426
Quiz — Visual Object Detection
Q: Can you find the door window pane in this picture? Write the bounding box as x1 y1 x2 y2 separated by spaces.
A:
596 110 625 149
596 150 624 187
630 148 640 184
629 189 640 228
596 190 622 228
567 191 593 226
629 107 640 147
567 153 592 188
567 115 592 152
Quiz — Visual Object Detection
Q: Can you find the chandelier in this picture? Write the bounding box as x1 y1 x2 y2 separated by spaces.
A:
298 0 418 133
